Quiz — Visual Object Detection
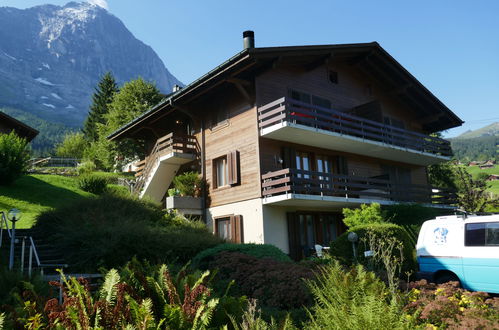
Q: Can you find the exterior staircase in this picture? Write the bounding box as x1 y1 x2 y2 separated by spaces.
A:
134 133 197 203
1 218 68 276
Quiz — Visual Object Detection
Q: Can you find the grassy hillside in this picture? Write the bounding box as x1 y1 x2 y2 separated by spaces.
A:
455 122 499 139
0 175 93 228
466 164 499 195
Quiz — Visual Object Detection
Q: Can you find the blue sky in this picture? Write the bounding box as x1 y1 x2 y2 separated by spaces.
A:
2 0 499 137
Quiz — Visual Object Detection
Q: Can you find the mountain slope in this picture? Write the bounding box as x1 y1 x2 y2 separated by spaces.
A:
449 122 499 161
454 122 499 140
0 2 182 126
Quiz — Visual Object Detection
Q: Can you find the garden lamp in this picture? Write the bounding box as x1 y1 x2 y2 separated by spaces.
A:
7 208 22 270
347 231 358 262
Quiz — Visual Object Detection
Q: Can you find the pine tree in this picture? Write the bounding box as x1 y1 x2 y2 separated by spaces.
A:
83 72 118 142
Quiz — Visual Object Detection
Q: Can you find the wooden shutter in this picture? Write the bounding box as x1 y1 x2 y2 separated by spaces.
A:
281 147 296 169
231 215 243 243
227 150 240 185
287 212 301 260
336 156 348 175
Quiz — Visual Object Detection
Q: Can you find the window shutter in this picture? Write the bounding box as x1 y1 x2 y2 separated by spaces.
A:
287 212 301 260
281 147 296 169
234 215 243 243
336 156 348 175
227 150 240 185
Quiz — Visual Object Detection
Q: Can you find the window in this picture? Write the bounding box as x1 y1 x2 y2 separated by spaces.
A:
288 212 344 259
328 70 338 84
295 151 311 178
211 108 229 128
289 89 331 109
213 151 240 188
465 222 499 246
214 215 243 243
214 156 228 188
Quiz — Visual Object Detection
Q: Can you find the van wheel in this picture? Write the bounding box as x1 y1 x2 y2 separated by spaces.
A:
435 273 460 286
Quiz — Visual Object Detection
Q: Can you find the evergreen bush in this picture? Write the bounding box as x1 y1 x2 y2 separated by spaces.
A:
192 243 291 270
329 223 416 273
32 195 222 271
0 131 30 185
77 173 108 194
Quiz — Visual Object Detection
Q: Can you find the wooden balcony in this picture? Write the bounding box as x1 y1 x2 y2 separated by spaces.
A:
261 168 456 209
258 97 453 165
135 133 197 201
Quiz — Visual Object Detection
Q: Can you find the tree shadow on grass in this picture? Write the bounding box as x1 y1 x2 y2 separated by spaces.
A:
0 175 92 212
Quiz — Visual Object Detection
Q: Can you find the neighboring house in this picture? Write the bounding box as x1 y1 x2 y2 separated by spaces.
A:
487 175 499 181
0 111 38 141
108 32 463 259
480 160 496 169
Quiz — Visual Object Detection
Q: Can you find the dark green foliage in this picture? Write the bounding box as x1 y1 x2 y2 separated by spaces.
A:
450 135 498 162
208 251 314 310
76 174 108 194
329 223 416 273
172 171 202 197
192 243 292 270
0 131 30 185
305 261 407 329
1 107 74 157
83 72 118 142
384 204 446 245
32 195 222 271
427 161 457 189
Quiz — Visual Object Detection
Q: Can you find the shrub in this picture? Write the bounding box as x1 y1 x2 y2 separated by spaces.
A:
77 173 108 194
55 131 87 158
208 251 314 310
0 131 30 185
404 280 499 328
172 171 202 197
342 203 386 227
305 260 408 329
32 195 222 271
329 223 416 273
76 160 97 175
192 243 291 270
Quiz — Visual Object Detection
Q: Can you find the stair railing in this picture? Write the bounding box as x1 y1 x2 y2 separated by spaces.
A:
0 211 11 248
19 236 68 277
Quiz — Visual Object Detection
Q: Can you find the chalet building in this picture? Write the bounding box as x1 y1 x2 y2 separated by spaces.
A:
108 32 463 259
0 111 39 141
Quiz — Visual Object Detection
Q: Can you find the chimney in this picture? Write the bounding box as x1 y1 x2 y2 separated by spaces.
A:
172 84 182 92
243 30 255 50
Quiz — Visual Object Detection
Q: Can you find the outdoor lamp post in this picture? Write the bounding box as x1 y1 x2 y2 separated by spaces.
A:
347 231 359 262
8 208 21 270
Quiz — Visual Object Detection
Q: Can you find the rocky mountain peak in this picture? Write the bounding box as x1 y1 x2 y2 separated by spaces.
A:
0 2 182 126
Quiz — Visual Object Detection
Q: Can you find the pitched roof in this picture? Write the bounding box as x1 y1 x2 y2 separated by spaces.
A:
108 42 463 140
0 111 39 141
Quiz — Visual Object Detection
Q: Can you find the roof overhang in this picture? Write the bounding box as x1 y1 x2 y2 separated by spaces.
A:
108 42 463 141
0 111 39 141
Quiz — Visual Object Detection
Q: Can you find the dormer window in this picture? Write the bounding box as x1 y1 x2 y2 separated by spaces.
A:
328 70 338 84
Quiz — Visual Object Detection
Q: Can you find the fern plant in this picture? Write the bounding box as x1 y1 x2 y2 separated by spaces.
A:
305 261 409 330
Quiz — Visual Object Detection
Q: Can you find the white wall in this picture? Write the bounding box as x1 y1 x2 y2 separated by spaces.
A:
262 205 289 253
207 198 265 244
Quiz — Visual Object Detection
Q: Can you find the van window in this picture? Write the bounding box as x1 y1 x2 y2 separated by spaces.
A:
465 222 499 246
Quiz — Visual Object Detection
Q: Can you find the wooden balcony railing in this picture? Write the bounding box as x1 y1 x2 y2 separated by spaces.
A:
258 97 453 157
262 168 456 206
134 133 197 194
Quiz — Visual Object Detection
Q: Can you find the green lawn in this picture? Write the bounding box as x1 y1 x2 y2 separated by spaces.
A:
466 164 499 177
0 174 94 228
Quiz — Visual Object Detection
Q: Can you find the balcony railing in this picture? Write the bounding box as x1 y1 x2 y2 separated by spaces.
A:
134 133 197 194
257 97 452 157
262 168 456 206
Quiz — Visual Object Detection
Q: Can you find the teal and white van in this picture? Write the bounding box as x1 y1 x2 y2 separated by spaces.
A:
416 214 499 293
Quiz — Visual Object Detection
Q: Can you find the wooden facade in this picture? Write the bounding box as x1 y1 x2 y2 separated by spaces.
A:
108 40 463 254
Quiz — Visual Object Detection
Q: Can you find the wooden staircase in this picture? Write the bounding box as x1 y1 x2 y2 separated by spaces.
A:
134 133 197 202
